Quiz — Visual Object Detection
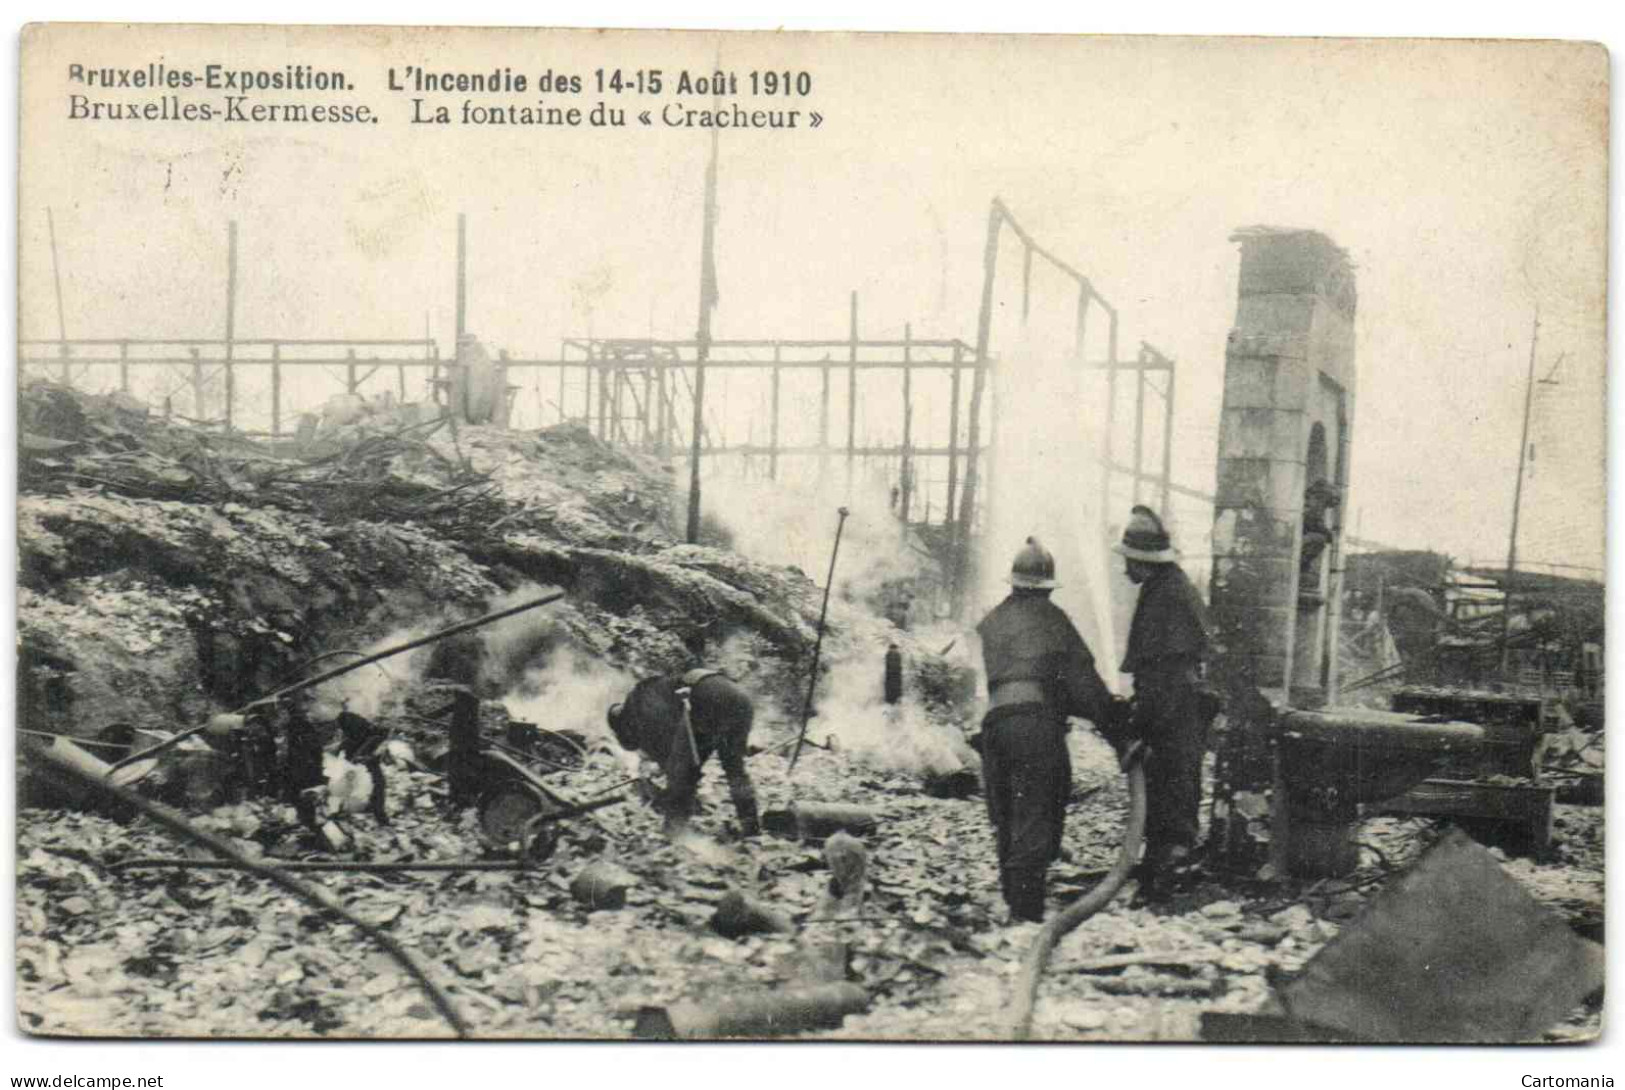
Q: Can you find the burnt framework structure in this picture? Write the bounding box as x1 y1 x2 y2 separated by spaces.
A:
20 205 1189 614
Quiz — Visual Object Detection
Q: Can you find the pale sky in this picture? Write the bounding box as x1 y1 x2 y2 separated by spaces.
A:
19 28 1609 574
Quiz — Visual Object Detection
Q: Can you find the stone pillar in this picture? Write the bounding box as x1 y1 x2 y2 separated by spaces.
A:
1208 228 1357 874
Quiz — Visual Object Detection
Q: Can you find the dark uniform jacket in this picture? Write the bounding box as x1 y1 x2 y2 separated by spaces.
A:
1121 565 1209 679
1121 564 1210 742
977 593 1113 726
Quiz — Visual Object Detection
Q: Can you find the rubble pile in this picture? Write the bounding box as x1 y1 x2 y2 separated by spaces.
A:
16 725 1602 1040
13 380 1601 1042
18 380 956 743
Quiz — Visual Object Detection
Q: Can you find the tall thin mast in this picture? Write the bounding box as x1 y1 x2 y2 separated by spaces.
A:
1499 310 1539 677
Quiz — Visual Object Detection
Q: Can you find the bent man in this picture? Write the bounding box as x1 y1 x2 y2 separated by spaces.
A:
1114 505 1210 903
607 669 761 838
976 537 1115 922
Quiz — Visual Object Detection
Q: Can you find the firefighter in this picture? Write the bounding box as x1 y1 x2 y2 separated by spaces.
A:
606 669 761 838
975 537 1115 922
1114 505 1210 903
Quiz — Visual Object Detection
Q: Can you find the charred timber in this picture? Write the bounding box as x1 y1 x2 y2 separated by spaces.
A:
633 983 869 1039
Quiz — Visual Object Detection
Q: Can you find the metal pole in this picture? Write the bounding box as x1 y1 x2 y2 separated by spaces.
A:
224 221 237 432
1500 312 1540 677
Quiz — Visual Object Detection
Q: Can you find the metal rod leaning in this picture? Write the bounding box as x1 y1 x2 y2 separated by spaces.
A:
789 507 851 771
106 590 566 777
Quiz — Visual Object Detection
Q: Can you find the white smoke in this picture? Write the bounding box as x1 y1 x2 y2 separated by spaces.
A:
500 643 638 749
307 622 437 721
692 465 946 627
306 583 569 721
475 583 571 691
809 645 979 778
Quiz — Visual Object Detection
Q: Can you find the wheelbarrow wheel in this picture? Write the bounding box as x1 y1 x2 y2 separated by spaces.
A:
478 781 562 860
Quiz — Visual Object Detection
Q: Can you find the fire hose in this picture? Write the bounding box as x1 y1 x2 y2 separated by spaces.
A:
1008 744 1148 1040
34 743 470 1038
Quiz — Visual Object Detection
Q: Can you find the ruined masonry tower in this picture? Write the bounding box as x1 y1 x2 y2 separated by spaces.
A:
1210 227 1355 706
1207 228 1356 874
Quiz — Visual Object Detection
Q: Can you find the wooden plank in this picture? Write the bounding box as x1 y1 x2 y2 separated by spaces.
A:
1379 778 1554 852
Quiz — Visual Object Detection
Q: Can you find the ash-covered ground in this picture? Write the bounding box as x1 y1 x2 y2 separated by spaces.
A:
14 382 1603 1041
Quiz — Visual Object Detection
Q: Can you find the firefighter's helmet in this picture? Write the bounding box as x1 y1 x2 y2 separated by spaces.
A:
1009 537 1058 589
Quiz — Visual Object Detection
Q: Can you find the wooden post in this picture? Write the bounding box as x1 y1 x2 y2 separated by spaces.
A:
1021 244 1033 323
455 213 467 343
946 343 961 525
1160 363 1175 518
558 343 568 426
118 341 129 394
191 347 204 421
770 343 781 479
47 207 69 385
653 365 665 452
224 221 237 432
819 358 831 485
642 367 654 448
598 364 610 440
448 688 482 807
686 127 720 544
900 324 913 530
347 349 358 396
1100 307 1120 525
957 201 1003 609
614 366 624 442
1133 348 1146 505
271 343 282 437
846 292 858 492
1074 284 1089 364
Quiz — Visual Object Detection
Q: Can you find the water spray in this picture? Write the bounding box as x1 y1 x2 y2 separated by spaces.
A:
788 506 850 771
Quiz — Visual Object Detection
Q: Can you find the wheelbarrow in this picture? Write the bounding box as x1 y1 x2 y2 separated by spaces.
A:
474 748 626 862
